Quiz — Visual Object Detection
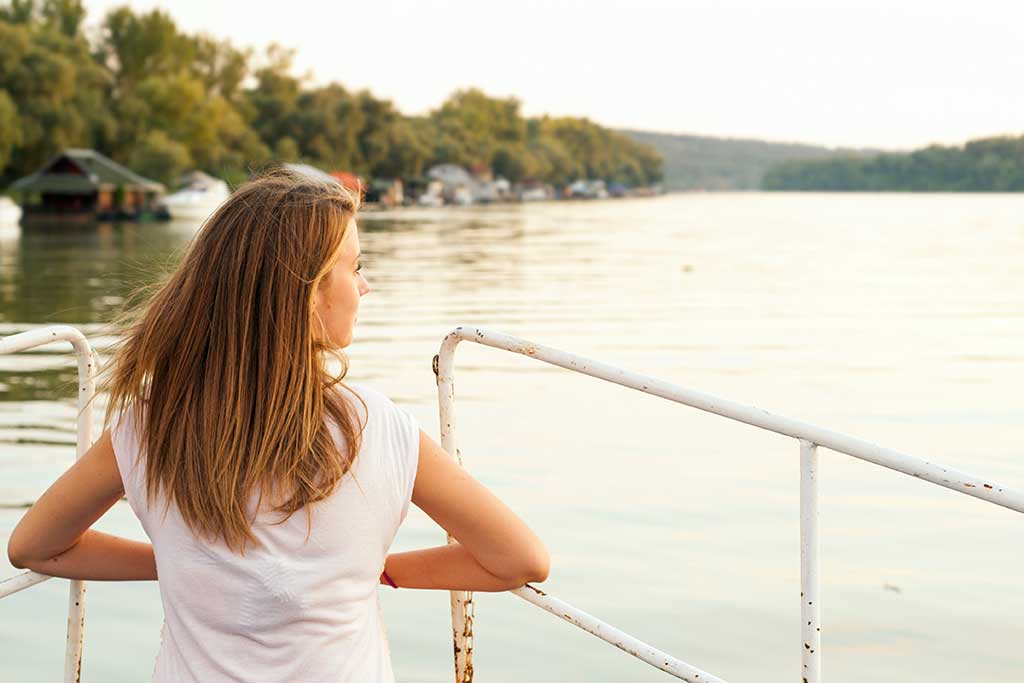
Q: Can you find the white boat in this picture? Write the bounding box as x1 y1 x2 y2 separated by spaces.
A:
417 191 444 207
161 171 230 222
566 178 609 199
451 185 474 206
519 187 550 202
0 197 22 226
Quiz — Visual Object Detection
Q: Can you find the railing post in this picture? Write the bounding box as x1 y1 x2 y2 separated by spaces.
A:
433 347 475 683
0 327 97 682
800 439 821 683
64 337 97 683
424 325 1023 682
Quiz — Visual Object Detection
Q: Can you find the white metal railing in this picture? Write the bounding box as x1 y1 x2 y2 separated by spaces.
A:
1 324 1020 683
432 325 1024 683
0 326 98 683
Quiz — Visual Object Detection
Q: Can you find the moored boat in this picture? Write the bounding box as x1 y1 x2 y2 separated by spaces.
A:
0 197 21 227
161 171 230 222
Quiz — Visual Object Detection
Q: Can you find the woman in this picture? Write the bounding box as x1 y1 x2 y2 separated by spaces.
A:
6 168 550 681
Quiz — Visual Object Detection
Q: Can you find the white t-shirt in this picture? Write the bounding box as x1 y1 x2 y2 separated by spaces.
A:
110 383 421 682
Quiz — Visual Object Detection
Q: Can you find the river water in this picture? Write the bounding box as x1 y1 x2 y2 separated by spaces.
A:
0 193 1021 682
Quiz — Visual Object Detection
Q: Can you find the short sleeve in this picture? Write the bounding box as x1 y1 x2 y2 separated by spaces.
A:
108 405 147 521
345 383 421 534
390 402 420 526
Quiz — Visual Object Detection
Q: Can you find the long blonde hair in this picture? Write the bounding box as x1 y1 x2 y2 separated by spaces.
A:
97 168 367 552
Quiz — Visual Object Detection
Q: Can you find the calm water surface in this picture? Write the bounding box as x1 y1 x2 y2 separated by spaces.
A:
1 193 1022 682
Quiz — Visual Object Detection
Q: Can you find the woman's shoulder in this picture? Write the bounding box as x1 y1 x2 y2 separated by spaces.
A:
107 401 142 445
339 382 419 433
335 381 400 416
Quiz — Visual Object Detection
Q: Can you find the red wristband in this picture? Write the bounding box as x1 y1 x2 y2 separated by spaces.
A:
381 568 398 589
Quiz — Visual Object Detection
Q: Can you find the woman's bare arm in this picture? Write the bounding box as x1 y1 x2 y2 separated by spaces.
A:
384 429 550 591
6 429 157 581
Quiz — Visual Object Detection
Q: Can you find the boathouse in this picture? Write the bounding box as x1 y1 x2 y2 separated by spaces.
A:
8 149 165 221
364 178 403 208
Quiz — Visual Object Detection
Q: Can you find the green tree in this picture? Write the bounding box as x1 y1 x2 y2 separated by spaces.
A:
129 129 190 186
1 2 662 191
244 43 305 148
40 0 84 38
0 15 113 184
96 8 194 90
430 88 526 169
191 34 250 102
762 136 1024 192
0 0 35 23
0 90 22 171
274 136 299 162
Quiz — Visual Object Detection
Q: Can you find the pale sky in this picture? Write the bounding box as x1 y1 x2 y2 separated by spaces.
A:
83 0 1024 150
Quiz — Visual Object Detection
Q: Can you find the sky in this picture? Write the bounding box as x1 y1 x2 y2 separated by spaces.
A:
82 0 1024 150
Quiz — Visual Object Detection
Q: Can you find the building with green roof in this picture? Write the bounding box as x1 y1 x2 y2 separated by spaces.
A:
8 149 165 221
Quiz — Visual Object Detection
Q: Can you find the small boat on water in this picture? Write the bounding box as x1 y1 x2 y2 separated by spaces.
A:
161 171 230 222
417 192 444 207
0 197 21 227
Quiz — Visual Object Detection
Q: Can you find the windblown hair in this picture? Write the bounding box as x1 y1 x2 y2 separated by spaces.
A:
95 167 367 552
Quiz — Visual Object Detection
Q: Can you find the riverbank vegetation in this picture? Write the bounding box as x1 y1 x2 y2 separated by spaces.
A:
762 136 1024 191
0 1 662 190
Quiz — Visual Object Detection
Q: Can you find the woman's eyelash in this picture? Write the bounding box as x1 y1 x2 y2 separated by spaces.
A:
355 262 362 273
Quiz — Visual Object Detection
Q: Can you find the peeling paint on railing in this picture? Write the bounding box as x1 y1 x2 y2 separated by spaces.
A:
511 584 726 683
0 326 96 683
0 570 51 598
434 324 1023 683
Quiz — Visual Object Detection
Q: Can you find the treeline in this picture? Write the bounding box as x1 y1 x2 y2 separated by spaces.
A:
0 0 662 189
762 136 1024 191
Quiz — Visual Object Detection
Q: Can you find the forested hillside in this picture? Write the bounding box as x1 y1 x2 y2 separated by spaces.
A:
761 136 1024 191
622 129 873 191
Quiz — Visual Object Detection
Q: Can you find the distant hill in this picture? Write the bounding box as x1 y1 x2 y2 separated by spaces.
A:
621 129 878 191
760 135 1024 191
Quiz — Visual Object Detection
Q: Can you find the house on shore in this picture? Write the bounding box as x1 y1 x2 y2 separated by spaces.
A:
565 178 609 199
329 171 364 196
8 149 165 222
364 178 403 208
425 164 474 205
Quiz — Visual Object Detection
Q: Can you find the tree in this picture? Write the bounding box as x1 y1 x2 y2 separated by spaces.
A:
0 16 113 184
129 129 190 186
40 0 84 38
0 90 22 171
762 136 1024 192
96 7 194 90
191 34 249 102
430 88 526 169
1 2 663 191
0 0 35 23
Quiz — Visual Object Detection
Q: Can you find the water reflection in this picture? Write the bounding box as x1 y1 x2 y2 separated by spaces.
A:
0 221 183 325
